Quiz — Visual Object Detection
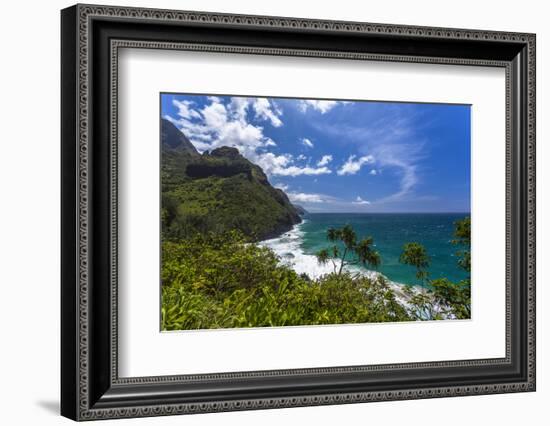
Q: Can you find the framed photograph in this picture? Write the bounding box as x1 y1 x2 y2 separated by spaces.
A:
61 4 536 421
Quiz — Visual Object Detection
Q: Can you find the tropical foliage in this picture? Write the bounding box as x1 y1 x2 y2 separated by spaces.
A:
315 225 380 275
399 242 430 284
399 217 471 319
161 218 471 330
161 231 410 330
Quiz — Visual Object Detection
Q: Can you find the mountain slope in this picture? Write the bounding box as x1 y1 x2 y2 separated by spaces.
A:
293 204 308 216
161 121 302 241
161 118 199 155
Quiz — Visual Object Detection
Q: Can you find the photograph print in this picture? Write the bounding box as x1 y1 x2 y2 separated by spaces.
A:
160 93 471 331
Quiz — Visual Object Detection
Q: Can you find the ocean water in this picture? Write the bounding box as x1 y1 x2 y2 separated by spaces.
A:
259 213 470 286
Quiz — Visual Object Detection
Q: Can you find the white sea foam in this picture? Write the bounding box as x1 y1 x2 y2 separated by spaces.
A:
258 221 334 279
259 221 394 283
258 221 452 319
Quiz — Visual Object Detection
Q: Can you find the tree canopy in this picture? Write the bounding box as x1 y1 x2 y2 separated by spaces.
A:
315 224 380 275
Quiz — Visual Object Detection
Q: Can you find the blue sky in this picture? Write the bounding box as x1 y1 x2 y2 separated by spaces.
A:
161 93 471 213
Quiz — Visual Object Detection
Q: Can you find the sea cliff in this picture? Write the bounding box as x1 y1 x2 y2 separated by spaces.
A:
161 118 302 242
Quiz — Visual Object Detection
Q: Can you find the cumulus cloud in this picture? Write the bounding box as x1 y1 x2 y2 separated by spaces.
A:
369 169 378 176
172 99 201 120
168 96 282 153
298 100 350 114
274 183 289 192
255 152 331 177
301 137 314 148
337 155 375 176
228 97 283 127
166 96 335 178
274 185 337 204
273 184 334 205
228 97 250 122
166 98 266 156
352 196 370 205
287 192 331 203
281 166 331 177
252 98 283 127
317 155 333 166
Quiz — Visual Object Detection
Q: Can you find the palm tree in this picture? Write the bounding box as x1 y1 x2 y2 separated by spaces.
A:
399 242 430 285
316 224 380 275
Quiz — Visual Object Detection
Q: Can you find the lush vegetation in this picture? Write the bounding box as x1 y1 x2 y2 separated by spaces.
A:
315 225 380 275
161 218 471 330
399 217 471 320
161 231 410 330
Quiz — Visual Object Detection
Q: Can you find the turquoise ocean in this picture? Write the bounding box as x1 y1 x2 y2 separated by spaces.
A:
259 213 470 286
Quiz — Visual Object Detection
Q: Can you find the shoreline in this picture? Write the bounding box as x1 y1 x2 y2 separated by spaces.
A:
256 216 303 242
257 221 425 300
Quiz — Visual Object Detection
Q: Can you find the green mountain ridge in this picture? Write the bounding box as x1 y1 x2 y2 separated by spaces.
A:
161 119 302 242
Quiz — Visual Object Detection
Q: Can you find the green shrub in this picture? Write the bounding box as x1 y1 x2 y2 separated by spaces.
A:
161 231 413 330
399 216 471 320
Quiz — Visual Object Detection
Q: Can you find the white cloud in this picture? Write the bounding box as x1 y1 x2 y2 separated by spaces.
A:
352 196 370 205
276 185 340 207
301 137 314 148
378 162 418 202
317 155 333 166
296 154 307 161
337 155 375 176
202 101 229 128
252 98 283 127
254 152 292 173
312 109 427 201
254 152 331 177
166 96 332 178
228 97 250 122
227 97 283 127
277 166 331 177
172 99 201 120
374 143 422 203
167 96 280 160
298 100 349 114
274 183 289 192
288 192 329 203
369 169 378 176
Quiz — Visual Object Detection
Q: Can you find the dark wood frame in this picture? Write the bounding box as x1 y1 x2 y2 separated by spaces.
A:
61 4 536 421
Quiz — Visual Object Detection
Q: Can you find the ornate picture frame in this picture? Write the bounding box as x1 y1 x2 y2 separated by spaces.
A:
61 4 535 421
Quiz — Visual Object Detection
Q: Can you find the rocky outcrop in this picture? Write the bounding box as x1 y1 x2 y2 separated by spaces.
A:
161 124 302 242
